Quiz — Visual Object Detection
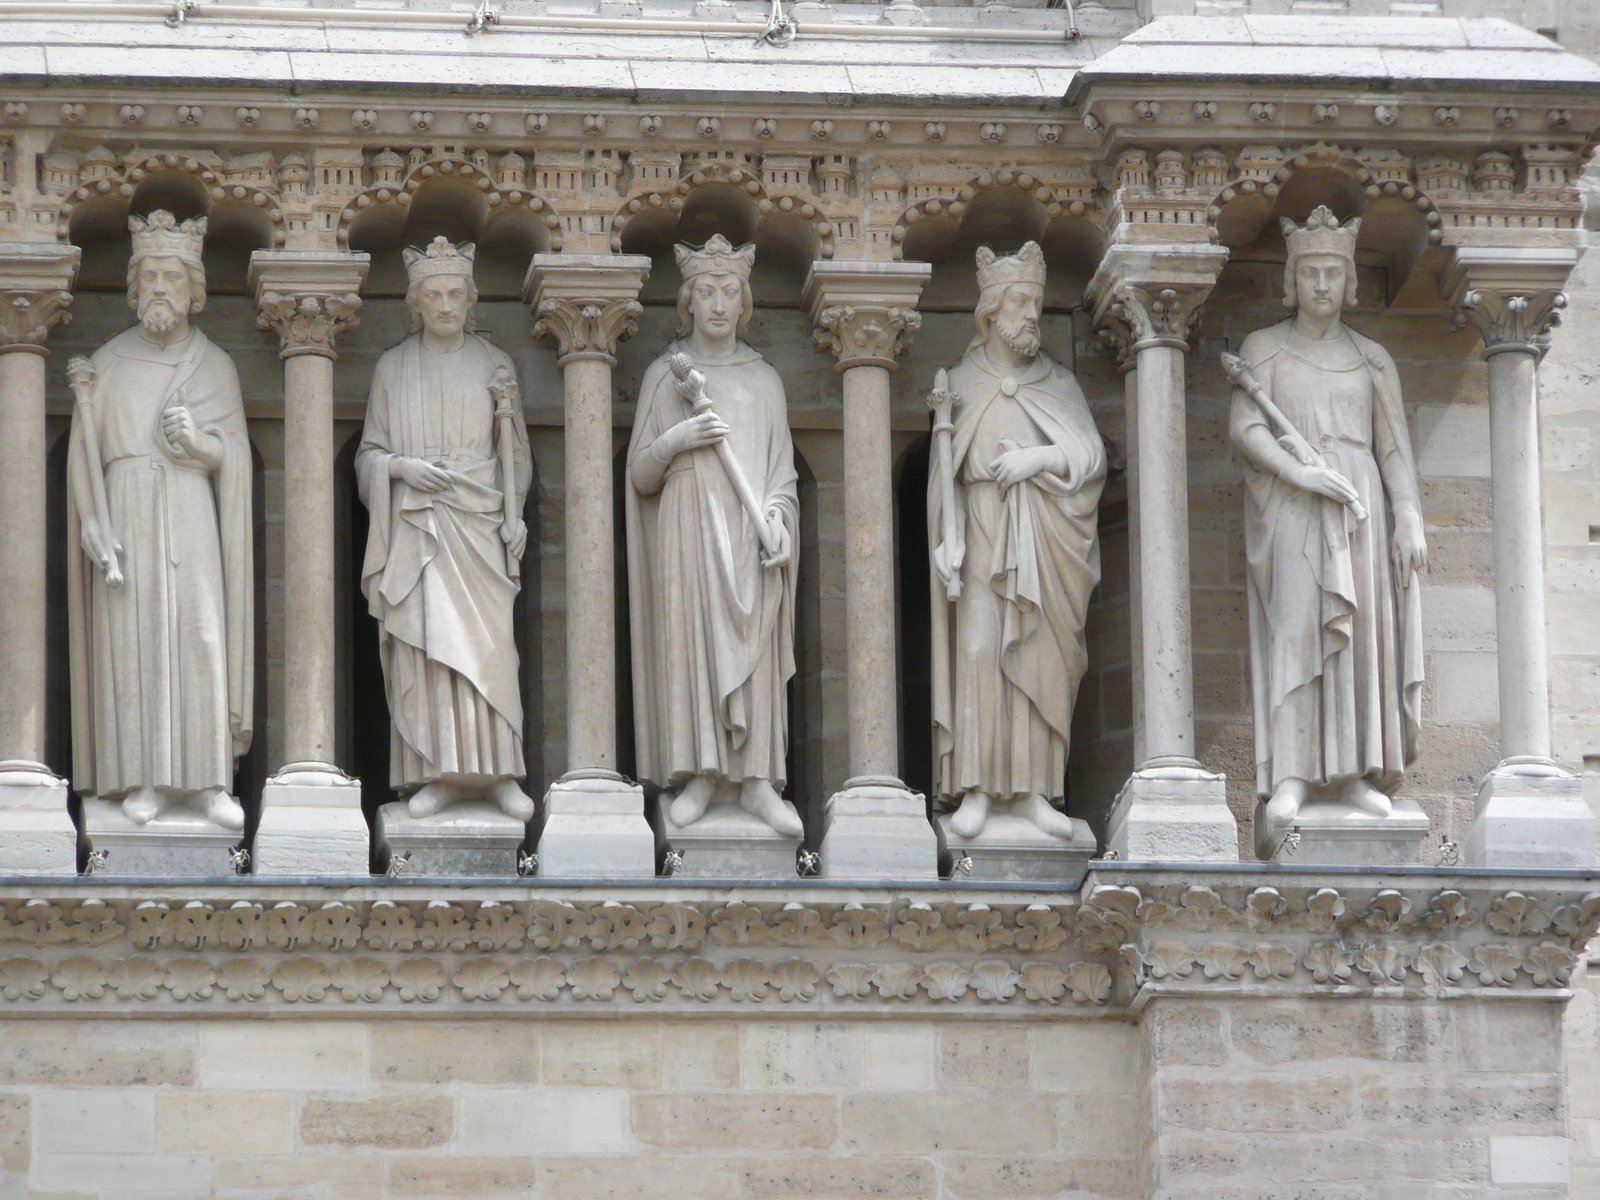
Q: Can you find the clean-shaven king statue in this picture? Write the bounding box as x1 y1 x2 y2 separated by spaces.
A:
626 235 803 838
928 242 1106 840
356 237 535 821
66 211 254 830
1229 205 1426 829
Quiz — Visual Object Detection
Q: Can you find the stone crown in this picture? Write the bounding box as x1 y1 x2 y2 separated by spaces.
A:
976 241 1045 293
128 210 206 268
1281 204 1361 264
675 233 755 282
403 236 476 283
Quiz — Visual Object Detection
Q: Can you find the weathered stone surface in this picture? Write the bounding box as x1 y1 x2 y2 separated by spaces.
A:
743 1023 860 1090
739 1155 939 1199
373 1023 541 1085
634 1093 839 1151
462 1090 630 1156
544 1023 658 1088
385 1155 541 1198
1160 1076 1356 1133
941 1155 1140 1199
157 1092 293 1154
0 1093 27 1173
939 1025 1030 1089
301 1096 453 1149
0 1023 194 1086
839 1094 1057 1154
537 1155 741 1200
199 1022 364 1090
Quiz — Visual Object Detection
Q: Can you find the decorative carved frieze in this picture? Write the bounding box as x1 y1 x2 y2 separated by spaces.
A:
0 878 1591 1011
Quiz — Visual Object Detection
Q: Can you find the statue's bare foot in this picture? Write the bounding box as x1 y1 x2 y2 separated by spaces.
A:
1264 778 1308 827
196 788 245 831
950 791 990 839
739 778 803 837
1016 792 1079 840
668 775 717 828
490 778 536 822
122 787 165 825
408 781 456 819
1339 777 1392 818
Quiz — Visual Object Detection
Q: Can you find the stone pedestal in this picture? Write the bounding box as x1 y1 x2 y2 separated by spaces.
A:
819 778 938 880
1256 796 1431 865
375 800 526 878
0 764 76 875
537 772 655 878
1107 764 1236 862
80 797 240 877
1468 763 1594 869
935 810 1096 884
253 765 369 876
662 804 802 880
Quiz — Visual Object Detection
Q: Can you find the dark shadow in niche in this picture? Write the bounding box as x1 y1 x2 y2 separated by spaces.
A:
44 425 268 831
895 434 933 808
615 439 824 850
337 427 543 863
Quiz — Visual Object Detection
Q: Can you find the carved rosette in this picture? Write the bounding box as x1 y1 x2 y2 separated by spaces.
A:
532 297 643 364
0 288 74 352
256 290 363 358
812 303 922 369
1107 283 1209 351
1453 287 1568 355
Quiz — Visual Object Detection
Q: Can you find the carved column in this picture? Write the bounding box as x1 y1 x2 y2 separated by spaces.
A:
803 260 938 879
249 249 371 876
526 253 656 878
0 243 79 874
1445 246 1593 867
1087 243 1238 861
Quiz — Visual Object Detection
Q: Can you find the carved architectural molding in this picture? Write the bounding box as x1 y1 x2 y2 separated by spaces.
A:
0 243 81 352
532 297 643 364
248 249 371 358
524 253 652 365
1442 245 1580 355
1086 242 1229 358
1108 283 1211 353
802 260 932 372
0 874 1591 1012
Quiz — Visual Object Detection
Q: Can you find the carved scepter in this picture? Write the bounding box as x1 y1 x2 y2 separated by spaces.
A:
66 356 124 586
928 368 962 601
489 366 522 581
667 352 782 561
1221 351 1367 523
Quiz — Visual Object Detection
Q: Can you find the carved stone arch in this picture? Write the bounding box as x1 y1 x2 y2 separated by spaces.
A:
895 168 1106 310
340 149 558 297
612 158 834 305
1205 143 1442 304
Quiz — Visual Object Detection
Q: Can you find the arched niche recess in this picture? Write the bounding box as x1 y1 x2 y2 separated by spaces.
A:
1207 145 1441 307
342 150 555 299
895 171 1106 312
64 150 280 295
614 158 829 307
335 427 543 848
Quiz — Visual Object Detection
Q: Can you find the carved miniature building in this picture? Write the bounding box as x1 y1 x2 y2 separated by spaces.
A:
0 1 1598 1196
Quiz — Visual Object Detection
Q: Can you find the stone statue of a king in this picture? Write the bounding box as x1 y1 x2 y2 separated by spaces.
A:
626 234 803 840
356 237 535 822
928 242 1106 842
1229 205 1426 831
67 210 254 831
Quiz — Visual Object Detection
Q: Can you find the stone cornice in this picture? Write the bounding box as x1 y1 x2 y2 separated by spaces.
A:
0 873 1590 1013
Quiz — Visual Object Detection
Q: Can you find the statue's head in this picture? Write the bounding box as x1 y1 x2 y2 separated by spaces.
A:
1281 205 1360 315
127 210 207 334
971 242 1046 357
403 237 478 335
674 234 755 340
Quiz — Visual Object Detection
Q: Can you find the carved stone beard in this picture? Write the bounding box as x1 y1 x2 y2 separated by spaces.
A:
997 312 1040 359
138 294 183 337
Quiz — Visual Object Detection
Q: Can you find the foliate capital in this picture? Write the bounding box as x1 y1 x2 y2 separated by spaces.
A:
1452 288 1567 355
256 290 363 358
0 243 81 352
248 250 371 359
1108 283 1210 350
1441 245 1579 357
811 302 922 369
532 297 643 364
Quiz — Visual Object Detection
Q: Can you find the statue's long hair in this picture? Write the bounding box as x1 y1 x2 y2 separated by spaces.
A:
967 284 1009 354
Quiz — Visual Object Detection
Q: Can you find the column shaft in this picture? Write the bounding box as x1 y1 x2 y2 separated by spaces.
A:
1133 339 1195 763
0 350 48 765
840 361 899 778
1486 347 1551 761
561 353 618 771
281 351 337 765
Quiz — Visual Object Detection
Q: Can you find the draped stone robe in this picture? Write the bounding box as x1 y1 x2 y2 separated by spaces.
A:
626 341 799 792
356 334 532 790
67 326 254 799
1230 320 1424 797
929 347 1105 806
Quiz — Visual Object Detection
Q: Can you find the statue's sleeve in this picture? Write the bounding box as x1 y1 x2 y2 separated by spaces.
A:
627 359 676 495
